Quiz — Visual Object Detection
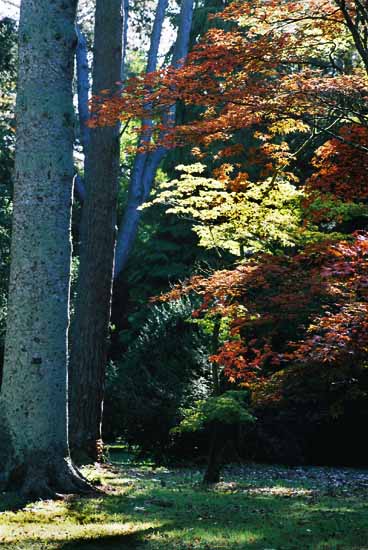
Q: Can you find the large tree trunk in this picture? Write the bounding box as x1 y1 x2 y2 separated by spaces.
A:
113 0 195 278
0 0 92 498
68 0 124 462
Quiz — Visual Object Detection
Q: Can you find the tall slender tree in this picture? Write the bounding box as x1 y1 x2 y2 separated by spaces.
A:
69 0 170 460
0 0 92 497
74 24 89 202
68 0 194 460
114 0 195 277
68 0 125 461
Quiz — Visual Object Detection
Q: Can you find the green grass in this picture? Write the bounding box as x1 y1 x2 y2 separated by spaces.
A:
1 453 368 549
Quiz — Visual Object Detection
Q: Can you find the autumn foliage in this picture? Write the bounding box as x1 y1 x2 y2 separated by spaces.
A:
154 232 368 415
90 0 368 163
305 125 368 204
98 1 368 416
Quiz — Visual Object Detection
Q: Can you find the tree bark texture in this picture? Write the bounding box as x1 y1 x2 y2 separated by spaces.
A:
0 0 92 497
68 0 124 462
76 25 90 155
74 25 90 203
114 0 195 277
121 0 129 79
203 423 231 484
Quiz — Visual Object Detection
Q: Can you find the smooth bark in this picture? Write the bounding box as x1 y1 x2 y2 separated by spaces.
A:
68 0 124 461
0 0 92 497
74 25 90 203
121 0 129 79
114 0 195 277
75 24 90 154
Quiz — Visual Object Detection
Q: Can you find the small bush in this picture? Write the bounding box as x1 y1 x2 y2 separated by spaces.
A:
103 296 213 458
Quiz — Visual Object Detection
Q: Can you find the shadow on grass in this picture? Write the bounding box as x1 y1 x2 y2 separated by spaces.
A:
0 529 157 550
0 491 28 513
58 532 144 549
65 483 368 550
2 461 368 550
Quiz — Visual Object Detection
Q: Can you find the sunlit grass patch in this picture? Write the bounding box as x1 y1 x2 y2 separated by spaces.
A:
0 520 154 542
0 460 367 549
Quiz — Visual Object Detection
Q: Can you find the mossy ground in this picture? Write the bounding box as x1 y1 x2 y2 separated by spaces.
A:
1 449 368 549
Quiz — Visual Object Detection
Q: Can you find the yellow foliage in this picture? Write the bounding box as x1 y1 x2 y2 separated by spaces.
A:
143 164 305 256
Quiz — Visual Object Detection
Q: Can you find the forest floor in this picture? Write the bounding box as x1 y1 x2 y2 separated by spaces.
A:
0 449 368 550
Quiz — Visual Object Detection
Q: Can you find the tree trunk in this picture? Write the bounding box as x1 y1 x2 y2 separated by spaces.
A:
114 0 195 278
121 0 129 78
203 423 226 484
203 317 223 484
68 0 124 462
0 0 92 498
336 1 368 75
203 419 235 485
74 25 90 203
76 25 90 155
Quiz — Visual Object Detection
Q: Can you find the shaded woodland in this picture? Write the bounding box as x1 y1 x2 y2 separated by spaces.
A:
0 0 368 507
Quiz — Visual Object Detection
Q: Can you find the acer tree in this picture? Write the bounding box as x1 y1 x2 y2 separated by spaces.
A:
91 0 367 170
88 0 368 278
144 163 306 257
154 233 368 427
176 389 255 483
116 0 368 467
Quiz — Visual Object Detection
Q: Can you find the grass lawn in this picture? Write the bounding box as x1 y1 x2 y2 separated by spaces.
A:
1 449 368 549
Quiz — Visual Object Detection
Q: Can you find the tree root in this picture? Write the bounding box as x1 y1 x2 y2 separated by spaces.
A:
8 455 100 499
